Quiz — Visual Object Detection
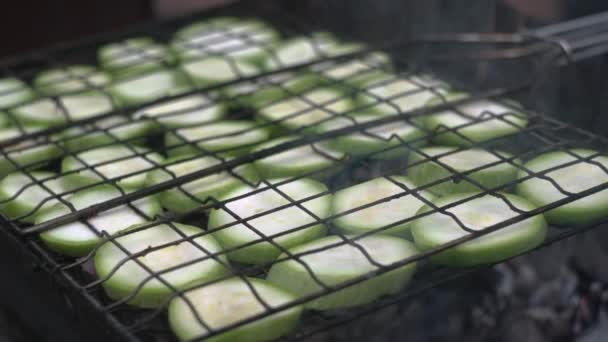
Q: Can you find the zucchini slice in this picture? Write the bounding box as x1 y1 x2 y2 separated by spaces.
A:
95 222 228 308
252 137 344 180
181 56 260 87
60 115 155 153
244 72 329 109
407 146 520 196
36 185 161 257
168 277 302 342
311 52 391 85
256 87 352 134
34 65 110 96
173 17 280 67
516 149 608 226
267 235 419 310
61 145 163 190
0 127 63 177
110 69 186 106
99 37 175 76
0 171 69 223
10 91 114 126
133 94 225 128
424 93 528 146
410 193 547 266
332 176 435 237
165 120 270 157
0 78 34 110
208 178 331 265
145 154 258 214
318 113 427 159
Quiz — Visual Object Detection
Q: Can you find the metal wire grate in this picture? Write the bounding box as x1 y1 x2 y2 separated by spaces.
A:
1 3 608 342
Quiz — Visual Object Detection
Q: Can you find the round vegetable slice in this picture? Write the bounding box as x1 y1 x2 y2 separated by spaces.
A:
10 91 114 126
0 78 34 110
208 178 331 264
0 171 69 223
256 87 352 134
169 277 302 342
252 137 344 180
243 72 329 109
332 176 435 237
0 127 62 177
99 37 175 76
37 185 161 257
60 115 155 153
516 149 608 226
407 146 520 196
424 93 528 146
410 193 547 266
165 120 270 157
95 222 228 308
133 94 225 128
145 154 258 214
267 235 418 310
34 65 110 96
318 113 426 159
173 17 280 66
181 56 259 87
110 69 186 106
61 145 163 190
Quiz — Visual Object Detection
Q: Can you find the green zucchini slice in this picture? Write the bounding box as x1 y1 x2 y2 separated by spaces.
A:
61 145 163 190
332 176 435 237
256 87 352 134
110 69 186 106
37 185 161 257
10 91 115 126
168 277 302 342
424 93 528 146
0 78 34 110
34 65 110 96
181 56 260 87
145 154 258 214
516 149 608 226
410 193 547 266
95 222 228 308
208 178 331 265
99 37 175 76
252 137 344 180
133 94 225 128
267 235 419 310
0 127 63 177
318 113 427 159
407 146 520 196
165 120 270 157
0 171 69 223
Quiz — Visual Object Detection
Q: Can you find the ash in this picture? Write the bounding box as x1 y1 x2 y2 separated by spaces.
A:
311 224 608 342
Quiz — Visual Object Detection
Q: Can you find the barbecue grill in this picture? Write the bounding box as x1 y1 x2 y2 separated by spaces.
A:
2 1 608 342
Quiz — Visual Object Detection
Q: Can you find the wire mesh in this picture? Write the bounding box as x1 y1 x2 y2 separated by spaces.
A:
1 3 608 342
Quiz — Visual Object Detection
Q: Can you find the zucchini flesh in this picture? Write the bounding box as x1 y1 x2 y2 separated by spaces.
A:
10 91 114 126
410 193 547 266
0 78 34 110
61 145 163 190
181 56 259 87
311 52 391 84
0 127 62 177
0 171 68 223
34 65 109 96
99 37 174 76
169 277 302 342
332 176 435 237
37 185 161 257
252 137 344 180
165 120 270 157
145 154 258 214
516 149 608 226
425 93 528 146
266 235 418 310
407 146 520 196
207 178 331 265
110 69 185 106
95 222 228 308
133 94 225 128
